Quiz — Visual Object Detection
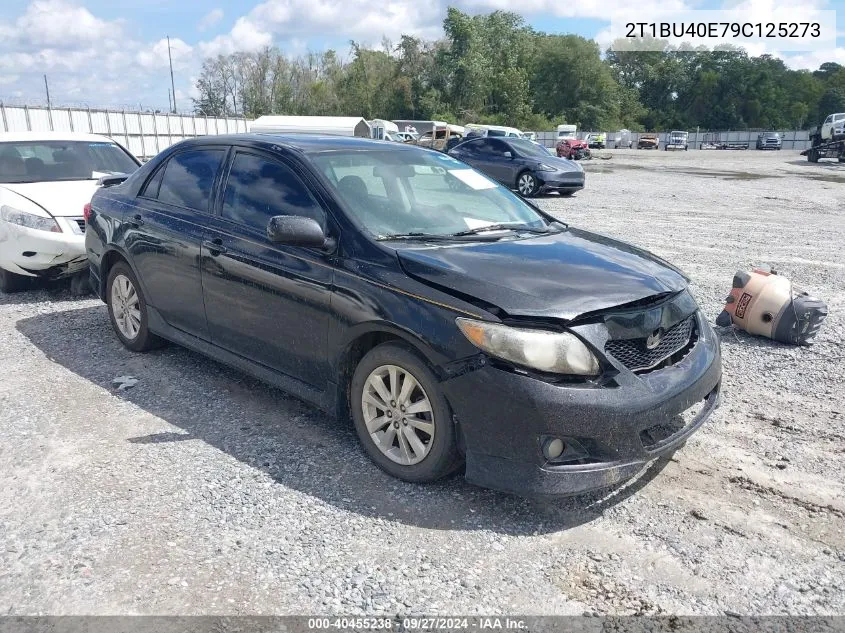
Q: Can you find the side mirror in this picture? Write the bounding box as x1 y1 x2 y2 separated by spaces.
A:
503 151 513 159
267 215 328 248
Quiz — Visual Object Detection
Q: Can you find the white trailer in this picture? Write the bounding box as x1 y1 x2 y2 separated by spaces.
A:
369 119 399 140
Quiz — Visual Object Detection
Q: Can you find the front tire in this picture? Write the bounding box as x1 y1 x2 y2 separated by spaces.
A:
106 261 162 352
350 343 462 483
0 267 30 293
517 172 539 197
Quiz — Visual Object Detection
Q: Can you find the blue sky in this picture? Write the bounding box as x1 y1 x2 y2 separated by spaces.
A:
0 0 843 113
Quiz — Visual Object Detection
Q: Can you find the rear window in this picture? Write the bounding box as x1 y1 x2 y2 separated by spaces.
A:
0 140 139 184
155 149 225 212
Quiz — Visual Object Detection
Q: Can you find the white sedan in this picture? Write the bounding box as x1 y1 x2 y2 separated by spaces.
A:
0 132 140 293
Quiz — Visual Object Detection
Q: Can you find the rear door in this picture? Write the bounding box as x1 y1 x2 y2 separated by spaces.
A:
127 147 226 340
451 138 512 184
200 149 333 388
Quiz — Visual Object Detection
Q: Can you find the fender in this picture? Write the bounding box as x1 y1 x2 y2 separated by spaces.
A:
97 243 151 305
334 320 447 375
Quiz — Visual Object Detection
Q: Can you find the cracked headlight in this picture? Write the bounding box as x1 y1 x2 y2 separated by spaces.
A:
456 318 600 376
1 205 60 233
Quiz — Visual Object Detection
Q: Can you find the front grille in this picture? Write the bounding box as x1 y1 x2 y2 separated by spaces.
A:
605 316 696 373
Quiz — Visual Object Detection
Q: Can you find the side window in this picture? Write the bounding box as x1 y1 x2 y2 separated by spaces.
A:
222 152 325 232
824 115 833 124
478 139 506 156
157 149 224 212
140 165 165 198
457 139 482 156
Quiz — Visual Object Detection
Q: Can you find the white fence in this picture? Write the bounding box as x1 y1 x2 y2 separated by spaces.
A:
531 129 812 150
0 104 250 160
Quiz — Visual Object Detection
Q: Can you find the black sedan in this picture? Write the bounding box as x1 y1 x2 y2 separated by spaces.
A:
448 136 584 197
86 135 720 498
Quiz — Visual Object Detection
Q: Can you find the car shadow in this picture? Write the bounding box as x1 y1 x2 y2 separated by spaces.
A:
16 305 673 536
0 280 90 306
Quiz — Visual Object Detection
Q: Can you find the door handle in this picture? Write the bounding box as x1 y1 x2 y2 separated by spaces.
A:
203 239 227 255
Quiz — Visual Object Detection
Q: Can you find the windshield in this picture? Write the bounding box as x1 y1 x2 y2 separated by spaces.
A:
0 140 139 184
507 138 554 159
309 149 548 238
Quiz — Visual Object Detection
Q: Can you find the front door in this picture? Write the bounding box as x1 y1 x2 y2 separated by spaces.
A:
125 147 226 340
200 149 333 388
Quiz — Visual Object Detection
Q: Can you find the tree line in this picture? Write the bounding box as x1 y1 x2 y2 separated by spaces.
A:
193 7 845 131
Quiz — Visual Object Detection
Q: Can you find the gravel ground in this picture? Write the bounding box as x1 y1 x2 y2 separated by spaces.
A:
1 149 843 616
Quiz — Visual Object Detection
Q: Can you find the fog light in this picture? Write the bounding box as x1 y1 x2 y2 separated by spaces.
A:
543 438 565 460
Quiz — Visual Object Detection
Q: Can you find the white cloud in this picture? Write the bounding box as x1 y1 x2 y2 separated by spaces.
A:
198 8 224 32
783 48 845 70
199 0 444 57
137 38 194 71
0 0 123 50
0 0 191 111
460 0 690 19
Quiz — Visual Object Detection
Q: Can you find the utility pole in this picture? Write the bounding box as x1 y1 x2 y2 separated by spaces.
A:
168 89 172 114
44 74 51 108
167 35 177 113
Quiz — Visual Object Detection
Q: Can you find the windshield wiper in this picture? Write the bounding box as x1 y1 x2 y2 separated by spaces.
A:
451 222 554 237
376 232 456 241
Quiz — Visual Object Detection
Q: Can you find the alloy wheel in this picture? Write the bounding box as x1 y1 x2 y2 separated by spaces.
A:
361 364 435 466
111 274 141 340
518 173 536 196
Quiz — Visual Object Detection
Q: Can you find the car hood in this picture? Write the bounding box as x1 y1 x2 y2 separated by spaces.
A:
533 155 582 172
396 228 689 320
0 180 100 217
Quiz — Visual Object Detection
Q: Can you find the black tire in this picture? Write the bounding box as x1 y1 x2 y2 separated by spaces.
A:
0 267 30 293
69 270 92 296
106 261 163 352
350 342 462 483
516 171 539 197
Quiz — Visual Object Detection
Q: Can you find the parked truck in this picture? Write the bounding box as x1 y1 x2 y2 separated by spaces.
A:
804 113 845 163
665 131 689 151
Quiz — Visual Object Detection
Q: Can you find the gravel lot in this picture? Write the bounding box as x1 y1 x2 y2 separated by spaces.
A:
1 149 843 616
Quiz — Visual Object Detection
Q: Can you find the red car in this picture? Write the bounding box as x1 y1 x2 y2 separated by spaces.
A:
556 138 590 160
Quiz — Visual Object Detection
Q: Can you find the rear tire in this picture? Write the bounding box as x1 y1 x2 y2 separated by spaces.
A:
0 267 30 293
350 343 462 483
106 261 162 352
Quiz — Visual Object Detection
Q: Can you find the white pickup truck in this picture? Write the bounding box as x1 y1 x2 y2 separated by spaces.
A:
820 113 845 142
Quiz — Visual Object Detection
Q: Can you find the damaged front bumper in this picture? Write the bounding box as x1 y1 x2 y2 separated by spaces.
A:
0 219 86 278
441 310 722 498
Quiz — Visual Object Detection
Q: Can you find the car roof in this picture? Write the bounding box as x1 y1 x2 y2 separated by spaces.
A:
0 131 122 143
174 133 430 155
